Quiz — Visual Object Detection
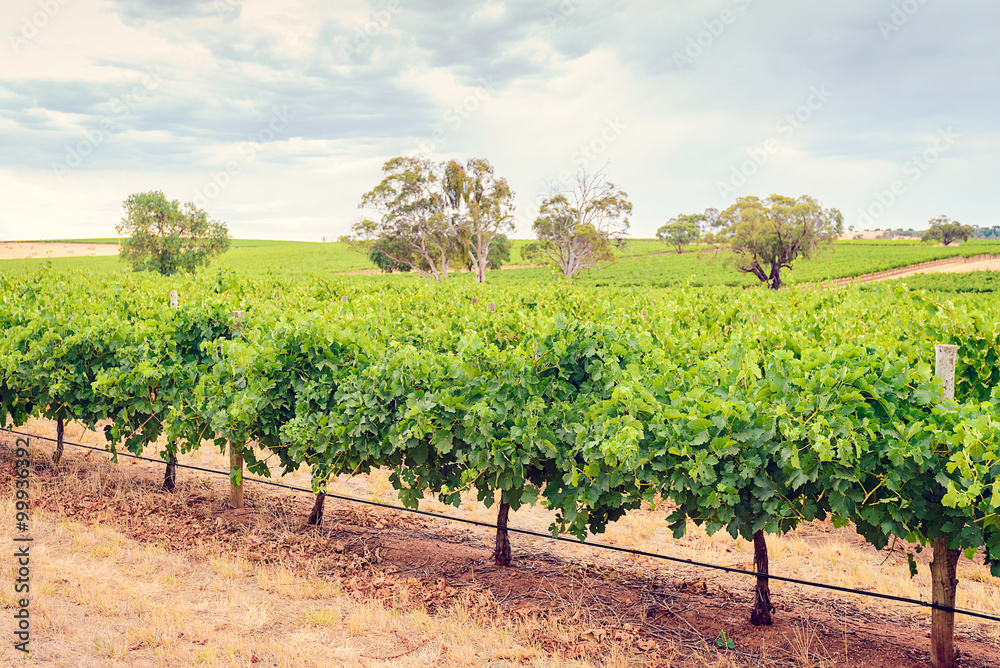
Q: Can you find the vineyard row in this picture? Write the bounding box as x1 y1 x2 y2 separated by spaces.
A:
0 267 998 665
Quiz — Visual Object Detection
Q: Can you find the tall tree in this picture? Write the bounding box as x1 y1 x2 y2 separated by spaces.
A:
922 215 973 246
713 194 842 290
522 170 632 281
355 157 456 282
117 191 229 276
445 158 515 283
354 156 514 282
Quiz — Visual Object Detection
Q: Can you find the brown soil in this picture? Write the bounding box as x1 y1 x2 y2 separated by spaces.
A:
3 436 999 667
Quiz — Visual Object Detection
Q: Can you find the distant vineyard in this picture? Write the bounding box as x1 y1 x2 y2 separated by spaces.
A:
0 267 998 658
493 240 1000 288
889 270 1000 293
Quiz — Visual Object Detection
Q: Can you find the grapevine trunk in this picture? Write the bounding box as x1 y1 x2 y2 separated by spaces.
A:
750 530 774 626
164 454 177 491
493 502 511 567
307 493 326 526
53 418 64 465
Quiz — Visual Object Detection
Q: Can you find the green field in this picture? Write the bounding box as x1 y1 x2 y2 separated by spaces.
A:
888 271 1000 293
0 240 376 276
1 238 997 290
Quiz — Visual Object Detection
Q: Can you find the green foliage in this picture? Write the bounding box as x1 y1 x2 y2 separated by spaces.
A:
486 233 513 269
716 631 736 649
368 237 414 273
117 191 230 276
889 271 1000 294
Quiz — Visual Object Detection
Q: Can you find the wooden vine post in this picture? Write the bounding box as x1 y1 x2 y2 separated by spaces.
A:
931 343 960 668
164 290 179 491
229 310 246 509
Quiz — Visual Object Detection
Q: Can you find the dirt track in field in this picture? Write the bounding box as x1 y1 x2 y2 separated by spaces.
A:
0 242 120 260
883 256 1000 279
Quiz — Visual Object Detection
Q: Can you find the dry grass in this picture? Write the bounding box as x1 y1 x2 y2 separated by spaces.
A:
1 495 627 667
5 418 1000 666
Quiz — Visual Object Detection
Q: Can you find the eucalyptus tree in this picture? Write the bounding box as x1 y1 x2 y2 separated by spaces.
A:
714 195 842 289
657 214 702 253
444 158 515 283
354 156 514 282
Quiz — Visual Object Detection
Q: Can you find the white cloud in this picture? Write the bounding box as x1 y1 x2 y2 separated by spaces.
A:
1 0 998 241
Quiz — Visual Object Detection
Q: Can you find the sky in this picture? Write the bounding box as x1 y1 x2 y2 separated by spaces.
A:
1 0 997 241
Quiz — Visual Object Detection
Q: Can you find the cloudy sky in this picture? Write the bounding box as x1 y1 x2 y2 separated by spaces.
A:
1 0 997 241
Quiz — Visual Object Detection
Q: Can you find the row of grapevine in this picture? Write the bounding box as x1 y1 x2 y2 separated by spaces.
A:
1 266 998 667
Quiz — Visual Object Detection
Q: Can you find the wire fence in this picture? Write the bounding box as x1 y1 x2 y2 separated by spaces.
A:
4 427 1000 625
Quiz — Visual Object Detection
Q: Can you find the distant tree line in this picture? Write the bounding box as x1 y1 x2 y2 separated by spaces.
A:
112 161 993 292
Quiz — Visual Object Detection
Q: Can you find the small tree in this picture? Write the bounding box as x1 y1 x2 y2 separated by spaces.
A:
522 170 632 281
487 233 513 269
714 194 842 290
368 237 414 273
657 214 702 253
117 191 229 276
922 216 973 246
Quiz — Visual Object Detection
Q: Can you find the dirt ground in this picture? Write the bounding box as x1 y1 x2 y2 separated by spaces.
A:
2 427 999 668
0 242 120 260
